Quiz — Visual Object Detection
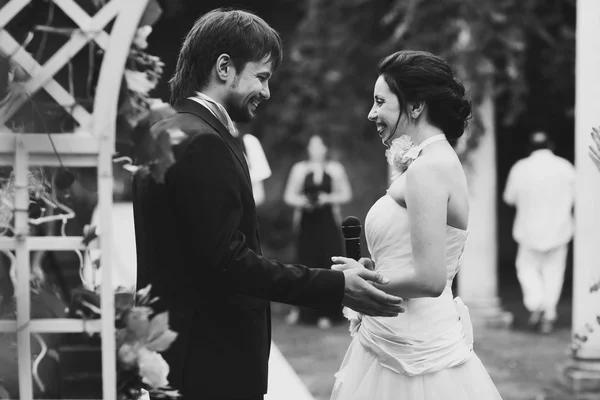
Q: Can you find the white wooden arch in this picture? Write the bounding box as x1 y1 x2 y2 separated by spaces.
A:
0 0 149 399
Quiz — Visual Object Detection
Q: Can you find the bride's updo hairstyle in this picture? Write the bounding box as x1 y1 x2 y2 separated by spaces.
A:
378 50 472 140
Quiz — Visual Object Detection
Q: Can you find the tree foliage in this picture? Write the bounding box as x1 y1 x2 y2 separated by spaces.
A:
256 0 574 158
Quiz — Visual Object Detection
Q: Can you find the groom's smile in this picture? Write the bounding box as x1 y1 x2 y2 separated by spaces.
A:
226 56 273 123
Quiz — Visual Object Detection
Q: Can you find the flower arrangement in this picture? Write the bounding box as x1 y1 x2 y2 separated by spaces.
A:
77 286 180 400
0 168 49 229
121 26 165 126
117 286 179 399
384 135 421 180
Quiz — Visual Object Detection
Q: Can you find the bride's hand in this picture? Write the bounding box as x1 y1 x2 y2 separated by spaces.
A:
358 257 375 271
331 256 367 271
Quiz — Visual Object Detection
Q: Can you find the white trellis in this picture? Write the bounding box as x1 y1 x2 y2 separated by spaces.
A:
0 0 149 399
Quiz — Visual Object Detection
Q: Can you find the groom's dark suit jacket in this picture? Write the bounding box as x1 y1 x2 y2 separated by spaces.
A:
132 99 345 399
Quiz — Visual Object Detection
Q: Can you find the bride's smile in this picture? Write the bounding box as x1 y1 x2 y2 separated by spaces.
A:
368 75 410 148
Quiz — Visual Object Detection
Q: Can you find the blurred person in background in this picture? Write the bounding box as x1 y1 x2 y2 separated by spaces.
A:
503 131 575 334
232 122 272 206
283 134 352 328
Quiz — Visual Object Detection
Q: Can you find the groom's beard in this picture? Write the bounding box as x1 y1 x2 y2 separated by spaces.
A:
225 86 258 123
226 99 254 123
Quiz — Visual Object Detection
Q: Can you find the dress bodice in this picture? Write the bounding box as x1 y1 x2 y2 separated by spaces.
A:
365 194 467 284
350 192 474 377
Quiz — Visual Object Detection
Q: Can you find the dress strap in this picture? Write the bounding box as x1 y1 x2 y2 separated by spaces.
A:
415 134 447 155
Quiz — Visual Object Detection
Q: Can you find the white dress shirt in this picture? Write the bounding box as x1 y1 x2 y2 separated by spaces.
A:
243 133 271 184
188 92 237 135
503 149 575 250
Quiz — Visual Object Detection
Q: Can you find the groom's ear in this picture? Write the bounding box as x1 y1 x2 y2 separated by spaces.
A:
215 54 233 82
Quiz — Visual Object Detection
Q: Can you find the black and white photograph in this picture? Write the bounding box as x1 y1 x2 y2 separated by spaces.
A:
0 1 598 399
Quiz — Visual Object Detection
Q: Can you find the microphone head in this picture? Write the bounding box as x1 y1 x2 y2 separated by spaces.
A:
342 216 361 227
342 216 361 238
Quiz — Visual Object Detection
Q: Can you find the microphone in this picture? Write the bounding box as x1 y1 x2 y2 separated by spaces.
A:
342 216 362 261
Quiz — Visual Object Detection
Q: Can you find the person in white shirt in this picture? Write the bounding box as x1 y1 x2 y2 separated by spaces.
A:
243 132 272 206
503 131 575 334
230 122 272 206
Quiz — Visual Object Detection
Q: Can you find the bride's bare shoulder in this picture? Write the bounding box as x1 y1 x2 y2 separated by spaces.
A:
408 149 460 180
387 174 407 208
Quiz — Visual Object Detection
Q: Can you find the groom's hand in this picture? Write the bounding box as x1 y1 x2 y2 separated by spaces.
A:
342 268 404 317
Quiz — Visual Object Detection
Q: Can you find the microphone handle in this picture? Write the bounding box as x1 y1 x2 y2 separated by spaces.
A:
344 237 361 261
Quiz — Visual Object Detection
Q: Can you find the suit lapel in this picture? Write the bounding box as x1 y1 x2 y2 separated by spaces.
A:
175 99 252 184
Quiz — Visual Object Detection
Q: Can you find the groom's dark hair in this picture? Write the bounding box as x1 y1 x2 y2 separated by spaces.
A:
169 8 283 105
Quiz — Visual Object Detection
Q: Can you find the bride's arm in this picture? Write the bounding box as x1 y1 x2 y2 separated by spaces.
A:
377 158 448 298
333 158 449 299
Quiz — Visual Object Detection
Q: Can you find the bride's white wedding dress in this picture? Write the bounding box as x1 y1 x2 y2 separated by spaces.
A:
331 193 502 400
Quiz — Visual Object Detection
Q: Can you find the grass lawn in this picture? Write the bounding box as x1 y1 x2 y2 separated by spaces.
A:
271 301 582 400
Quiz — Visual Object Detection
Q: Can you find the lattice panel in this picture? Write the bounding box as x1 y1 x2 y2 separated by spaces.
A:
0 0 126 132
0 0 150 399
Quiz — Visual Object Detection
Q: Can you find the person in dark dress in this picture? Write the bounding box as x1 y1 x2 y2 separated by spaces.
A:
284 135 353 328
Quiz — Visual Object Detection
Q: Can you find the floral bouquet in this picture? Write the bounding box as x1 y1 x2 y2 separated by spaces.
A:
76 286 180 400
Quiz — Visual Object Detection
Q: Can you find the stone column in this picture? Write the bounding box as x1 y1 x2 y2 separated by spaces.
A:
457 80 512 327
558 0 600 393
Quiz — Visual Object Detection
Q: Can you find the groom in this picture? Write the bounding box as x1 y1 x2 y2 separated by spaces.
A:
132 8 403 400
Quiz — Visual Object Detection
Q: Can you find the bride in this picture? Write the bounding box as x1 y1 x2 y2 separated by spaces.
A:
330 50 502 399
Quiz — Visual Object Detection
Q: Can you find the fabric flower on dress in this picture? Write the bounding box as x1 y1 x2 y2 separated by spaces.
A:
342 306 363 336
385 135 421 180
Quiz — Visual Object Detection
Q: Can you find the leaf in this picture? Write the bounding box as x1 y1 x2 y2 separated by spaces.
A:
145 329 178 353
146 312 169 343
136 285 153 304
